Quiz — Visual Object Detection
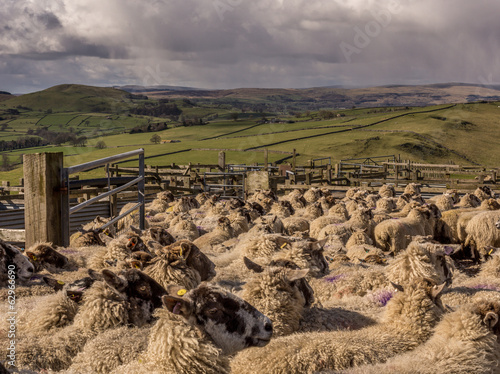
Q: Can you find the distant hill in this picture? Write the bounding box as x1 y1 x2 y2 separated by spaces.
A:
142 83 500 108
0 91 12 102
0 84 137 112
116 85 202 93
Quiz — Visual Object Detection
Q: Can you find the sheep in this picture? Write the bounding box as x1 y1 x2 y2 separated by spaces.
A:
464 210 500 256
403 182 421 195
15 268 167 372
431 192 456 212
146 191 175 215
318 195 336 212
310 238 455 303
230 278 447 374
269 200 295 218
327 201 349 221
474 185 494 201
193 217 236 252
456 199 500 242
64 325 150 374
250 214 284 234
168 214 200 241
303 187 322 204
437 198 500 244
456 192 482 207
378 184 395 198
345 230 385 262
271 239 329 278
374 205 440 254
282 216 310 235
318 208 375 245
240 257 311 336
144 243 206 290
309 215 346 239
0 240 34 286
228 208 251 236
496 218 500 229
110 283 273 374
342 300 500 374
87 232 146 269
24 242 72 272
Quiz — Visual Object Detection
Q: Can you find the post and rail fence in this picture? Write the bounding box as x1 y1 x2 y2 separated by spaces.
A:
0 150 498 245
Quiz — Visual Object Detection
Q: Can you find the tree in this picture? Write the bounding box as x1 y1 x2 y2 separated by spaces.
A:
1 154 12 171
230 112 239 121
150 134 161 144
95 140 107 149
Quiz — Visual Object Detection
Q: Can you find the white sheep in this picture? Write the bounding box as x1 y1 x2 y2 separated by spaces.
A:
464 210 500 254
230 278 447 373
342 300 500 374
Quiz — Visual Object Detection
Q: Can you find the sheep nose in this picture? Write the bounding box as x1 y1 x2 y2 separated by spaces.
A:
264 322 273 332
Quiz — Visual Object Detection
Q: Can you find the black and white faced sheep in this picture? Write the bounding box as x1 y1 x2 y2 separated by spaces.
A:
112 283 273 374
0 240 34 286
496 218 500 229
15 268 168 372
231 278 447 374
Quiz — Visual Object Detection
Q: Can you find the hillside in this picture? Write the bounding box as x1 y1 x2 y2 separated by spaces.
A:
142 83 500 110
0 84 138 113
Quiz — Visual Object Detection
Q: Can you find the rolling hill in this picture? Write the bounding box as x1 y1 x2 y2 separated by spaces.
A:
0 84 139 113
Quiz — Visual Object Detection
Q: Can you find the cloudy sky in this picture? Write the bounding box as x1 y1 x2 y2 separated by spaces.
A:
1 0 499 93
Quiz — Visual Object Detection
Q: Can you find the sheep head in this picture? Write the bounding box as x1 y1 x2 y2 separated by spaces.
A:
162 283 273 355
102 268 167 325
25 243 70 272
165 240 216 281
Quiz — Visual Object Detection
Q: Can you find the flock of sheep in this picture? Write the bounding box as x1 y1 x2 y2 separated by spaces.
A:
1 182 500 373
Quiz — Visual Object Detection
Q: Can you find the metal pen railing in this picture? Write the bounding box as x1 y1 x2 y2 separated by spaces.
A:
61 149 145 246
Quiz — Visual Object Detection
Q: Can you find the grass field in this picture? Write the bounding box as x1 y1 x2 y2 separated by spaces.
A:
0 84 499 186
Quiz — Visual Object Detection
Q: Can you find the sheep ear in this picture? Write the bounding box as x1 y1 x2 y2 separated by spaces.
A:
102 270 127 292
129 260 143 270
42 276 65 291
285 268 309 282
99 233 113 245
431 282 447 299
162 295 192 317
484 312 499 329
179 243 192 260
129 225 142 235
67 290 84 303
391 282 404 292
244 257 264 273
25 251 38 262
88 269 104 281
311 239 328 251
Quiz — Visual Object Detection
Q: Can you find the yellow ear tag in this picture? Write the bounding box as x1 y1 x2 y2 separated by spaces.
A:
280 243 287 249
177 289 187 296
32 255 38 261
179 247 183 257
167 207 174 212
489 248 494 255
57 281 65 285
134 264 140 269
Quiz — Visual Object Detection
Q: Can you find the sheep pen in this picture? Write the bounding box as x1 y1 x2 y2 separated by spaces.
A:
2 182 500 373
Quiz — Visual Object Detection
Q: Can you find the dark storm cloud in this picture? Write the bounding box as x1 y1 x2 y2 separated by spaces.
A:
1 0 499 92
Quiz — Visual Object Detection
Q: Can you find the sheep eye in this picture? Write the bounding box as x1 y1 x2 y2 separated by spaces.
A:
207 308 218 315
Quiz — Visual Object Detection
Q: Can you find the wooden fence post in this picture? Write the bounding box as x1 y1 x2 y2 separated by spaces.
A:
218 151 226 171
23 152 64 247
